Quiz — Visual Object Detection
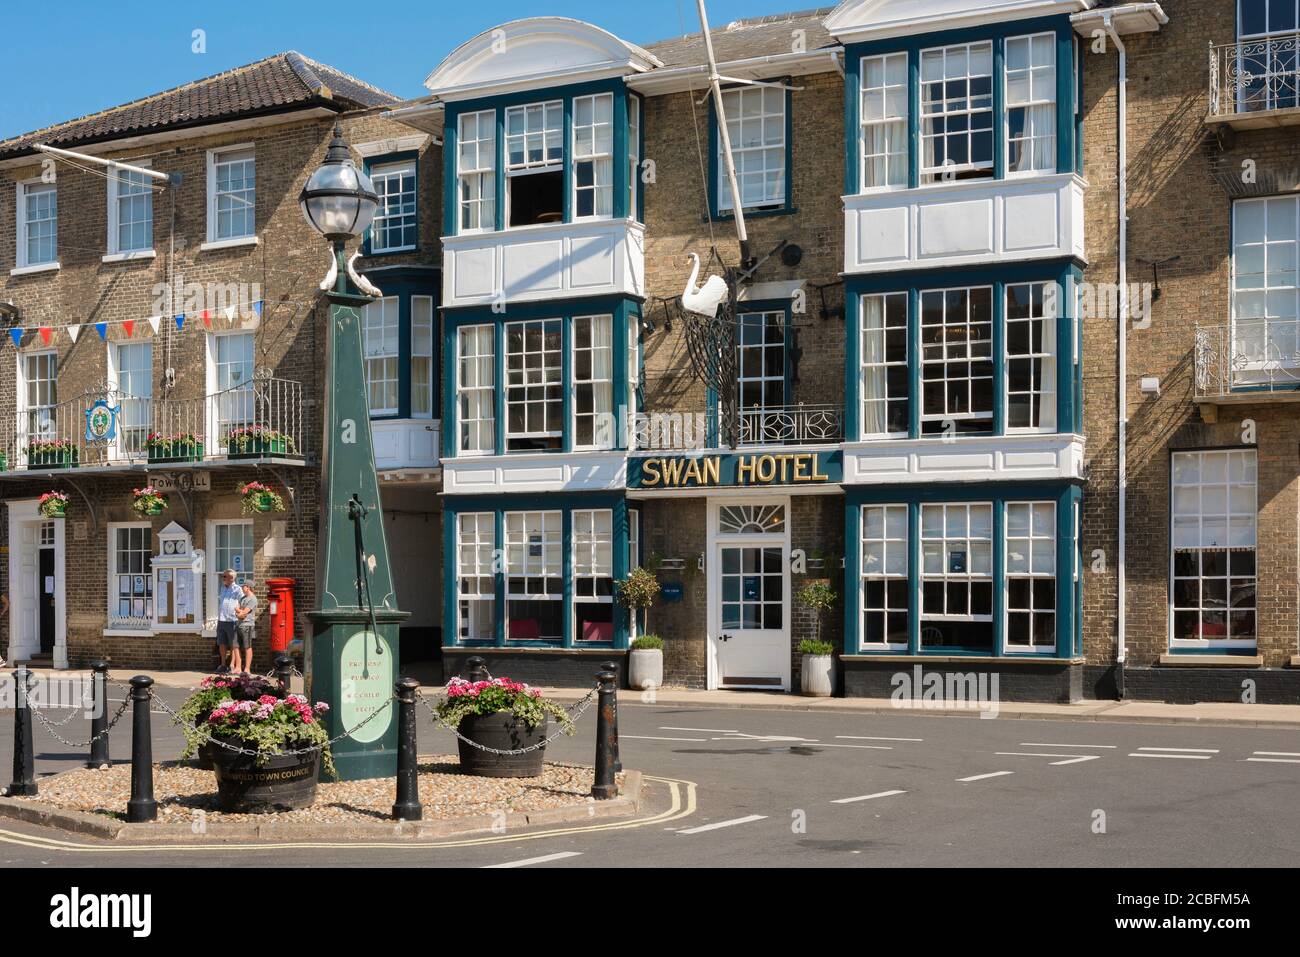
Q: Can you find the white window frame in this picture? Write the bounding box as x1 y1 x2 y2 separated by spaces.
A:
628 95 641 219
860 52 910 192
573 509 614 643
1005 33 1057 177
1239 0 1300 38
718 85 787 213
411 295 434 419
1231 196 1300 378
369 159 417 253
457 110 497 234
504 318 563 452
106 522 153 633
362 296 400 416
205 144 257 246
572 93 614 221
504 100 563 229
15 178 58 271
108 340 153 459
1005 501 1057 654
1170 450 1258 651
920 503 994 645
504 510 563 643
457 324 495 455
456 512 496 643
860 292 909 439
919 285 995 435
205 330 255 451
203 518 254 635
1005 282 1057 433
106 159 154 258
572 314 614 451
920 40 995 183
860 504 909 651
736 310 786 415
17 350 58 450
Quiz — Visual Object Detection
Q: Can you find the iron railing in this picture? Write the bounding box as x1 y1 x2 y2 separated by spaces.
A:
1195 321 1300 397
635 404 844 451
0 376 306 471
1209 36 1300 119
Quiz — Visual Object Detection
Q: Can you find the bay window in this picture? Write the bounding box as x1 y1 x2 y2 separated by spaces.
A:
1171 450 1257 649
1005 34 1057 175
718 85 787 212
457 512 496 642
861 53 909 190
411 295 434 418
505 319 563 451
573 315 614 449
458 110 497 232
1005 502 1056 651
505 510 563 641
921 41 994 183
574 509 614 642
457 325 495 454
1005 282 1057 432
861 504 909 649
573 93 614 219
628 95 641 218
860 292 909 438
505 100 564 227
921 503 994 649
920 286 994 435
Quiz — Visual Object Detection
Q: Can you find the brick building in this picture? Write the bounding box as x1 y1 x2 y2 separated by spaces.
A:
0 52 443 671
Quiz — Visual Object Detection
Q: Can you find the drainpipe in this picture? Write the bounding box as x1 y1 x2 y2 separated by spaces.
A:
1104 14 1129 695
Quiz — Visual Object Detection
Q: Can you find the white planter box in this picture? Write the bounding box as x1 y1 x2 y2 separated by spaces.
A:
800 654 835 697
628 648 663 691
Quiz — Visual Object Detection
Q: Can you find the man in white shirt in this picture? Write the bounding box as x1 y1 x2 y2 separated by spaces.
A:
216 569 243 673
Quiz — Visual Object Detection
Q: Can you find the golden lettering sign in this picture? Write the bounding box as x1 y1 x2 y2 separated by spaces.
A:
638 453 830 488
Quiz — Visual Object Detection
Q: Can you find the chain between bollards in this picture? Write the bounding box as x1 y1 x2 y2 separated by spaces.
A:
126 676 157 823
392 677 421 821
86 660 111 770
592 666 619 800
6 668 37 797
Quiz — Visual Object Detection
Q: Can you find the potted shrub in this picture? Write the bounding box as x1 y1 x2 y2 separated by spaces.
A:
616 565 661 684
629 634 664 691
179 674 282 770
436 677 573 778
797 580 838 697
239 481 285 514
227 425 298 459
146 432 203 463
131 486 168 516
38 491 69 519
192 692 333 811
28 439 78 469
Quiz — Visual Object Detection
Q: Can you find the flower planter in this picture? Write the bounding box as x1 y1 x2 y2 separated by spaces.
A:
800 654 836 697
209 736 321 812
229 436 291 459
629 648 663 691
195 739 217 771
456 712 548 778
250 492 277 513
28 448 78 470
148 442 203 464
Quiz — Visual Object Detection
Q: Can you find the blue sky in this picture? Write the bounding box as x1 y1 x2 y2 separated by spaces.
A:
2 0 816 140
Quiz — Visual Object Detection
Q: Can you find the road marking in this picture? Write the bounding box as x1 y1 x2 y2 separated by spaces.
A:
1021 742 1117 749
1050 755 1102 766
996 751 1095 759
957 771 1015 783
622 734 708 742
1136 747 1220 753
835 735 923 742
677 815 767 835
1246 757 1300 764
661 726 738 734
1128 752 1212 760
831 790 907 804
712 733 818 743
806 743 892 750
484 851 582 868
1254 751 1300 757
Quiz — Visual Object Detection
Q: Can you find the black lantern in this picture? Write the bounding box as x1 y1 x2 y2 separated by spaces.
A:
299 124 379 242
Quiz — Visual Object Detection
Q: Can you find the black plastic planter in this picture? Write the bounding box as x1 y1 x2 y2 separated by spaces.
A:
456 712 547 778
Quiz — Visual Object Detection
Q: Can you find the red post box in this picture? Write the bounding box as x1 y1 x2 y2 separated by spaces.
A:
266 578 296 655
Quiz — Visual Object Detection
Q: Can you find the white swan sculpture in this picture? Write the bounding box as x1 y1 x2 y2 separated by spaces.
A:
680 252 729 318
318 249 384 298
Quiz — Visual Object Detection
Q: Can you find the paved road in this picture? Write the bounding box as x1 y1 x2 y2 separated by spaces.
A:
2 688 1300 867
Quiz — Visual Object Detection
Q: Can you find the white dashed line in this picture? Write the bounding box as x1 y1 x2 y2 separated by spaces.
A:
660 726 738 734
996 751 1093 759
1136 747 1220 753
1128 752 1212 760
677 815 768 835
1254 751 1300 757
1050 755 1102 765
831 790 907 804
804 743 892 750
1020 742 1117 749
957 771 1015 783
1246 757 1300 764
484 852 583 868
835 735 924 742
622 734 707 742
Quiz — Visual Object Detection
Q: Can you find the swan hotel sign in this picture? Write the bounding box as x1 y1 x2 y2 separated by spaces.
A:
628 450 842 490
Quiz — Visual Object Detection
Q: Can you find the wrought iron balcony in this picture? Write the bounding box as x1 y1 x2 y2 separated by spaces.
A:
1194 321 1300 401
1209 36 1300 127
0 375 306 473
635 404 844 452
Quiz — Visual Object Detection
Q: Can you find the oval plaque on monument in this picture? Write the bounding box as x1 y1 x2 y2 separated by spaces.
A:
338 630 393 744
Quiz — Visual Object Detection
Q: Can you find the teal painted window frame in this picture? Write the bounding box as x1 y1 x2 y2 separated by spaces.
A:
843 15 1079 196
362 150 420 257
360 269 440 422
844 260 1083 442
442 296 637 459
707 81 795 220
844 482 1082 659
442 80 634 237
443 492 631 650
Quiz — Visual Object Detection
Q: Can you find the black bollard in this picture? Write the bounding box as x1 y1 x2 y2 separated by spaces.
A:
273 653 293 695
392 677 422 821
600 660 622 773
125 676 157 823
86 660 110 770
592 666 618 800
7 668 37 797
465 655 489 683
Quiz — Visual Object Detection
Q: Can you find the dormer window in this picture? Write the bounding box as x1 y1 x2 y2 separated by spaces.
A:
505 101 564 227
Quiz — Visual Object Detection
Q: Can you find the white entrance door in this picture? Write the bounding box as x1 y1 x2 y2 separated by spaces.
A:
708 499 790 690
7 500 66 666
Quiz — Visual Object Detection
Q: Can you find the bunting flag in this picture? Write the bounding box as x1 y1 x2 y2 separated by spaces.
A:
223 304 237 325
201 310 212 330
38 327 52 346
9 328 22 348
147 316 161 335
253 300 264 318
122 319 136 338
175 314 185 332
1 296 284 349
95 322 108 340
67 324 81 344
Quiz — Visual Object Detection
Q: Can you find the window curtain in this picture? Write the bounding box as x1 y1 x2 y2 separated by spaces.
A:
861 294 887 435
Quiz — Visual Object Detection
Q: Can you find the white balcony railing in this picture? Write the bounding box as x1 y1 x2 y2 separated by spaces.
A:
640 405 844 452
1195 320 1300 398
1210 36 1300 121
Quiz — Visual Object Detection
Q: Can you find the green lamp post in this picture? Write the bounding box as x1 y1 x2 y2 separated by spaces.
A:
299 124 408 781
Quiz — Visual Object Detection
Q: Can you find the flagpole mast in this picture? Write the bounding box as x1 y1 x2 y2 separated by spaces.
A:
695 0 751 269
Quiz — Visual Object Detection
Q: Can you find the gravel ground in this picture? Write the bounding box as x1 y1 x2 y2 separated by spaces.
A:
14 756 620 824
